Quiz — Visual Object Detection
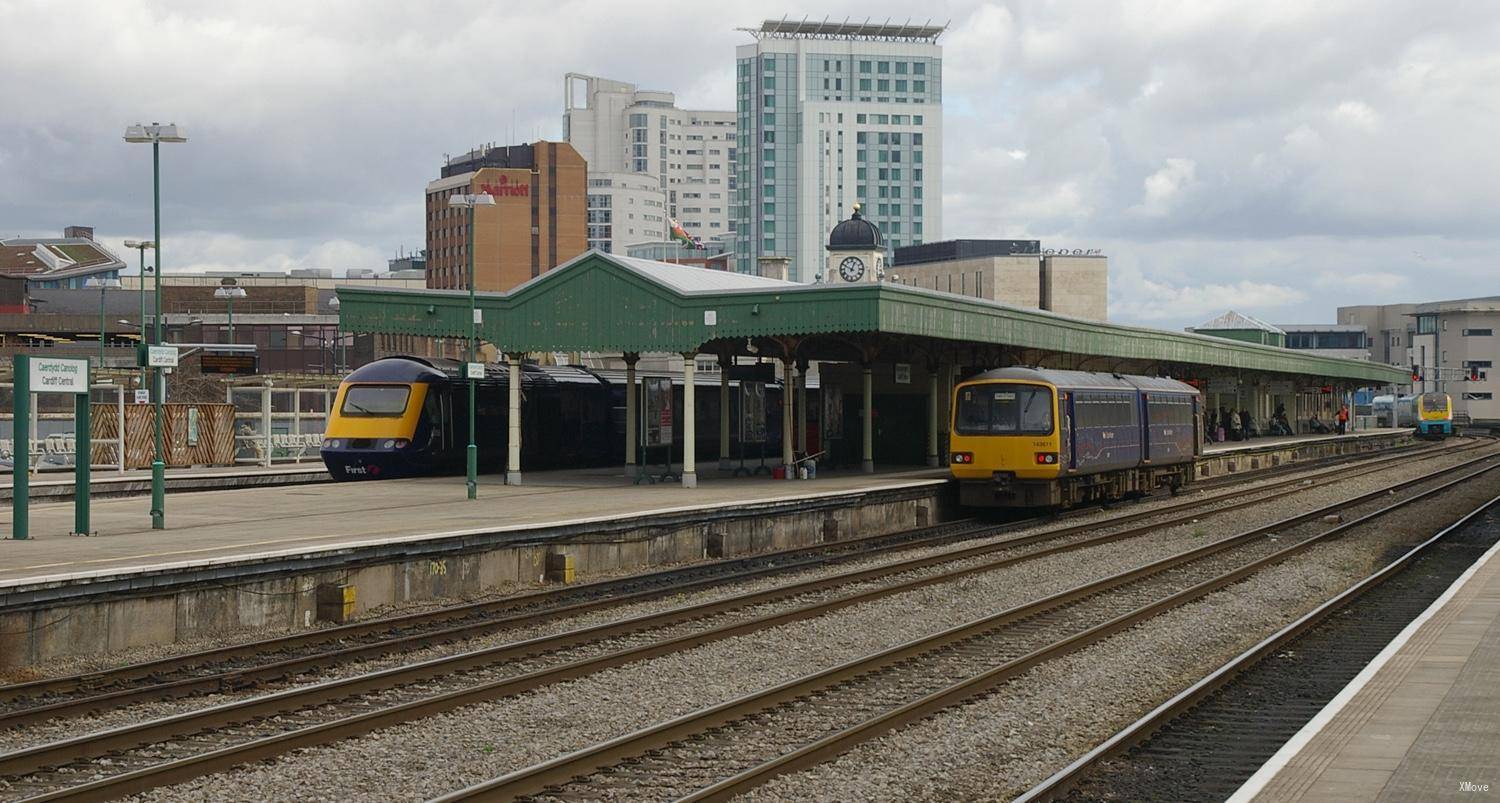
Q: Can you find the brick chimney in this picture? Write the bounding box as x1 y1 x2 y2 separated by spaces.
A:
64 225 95 240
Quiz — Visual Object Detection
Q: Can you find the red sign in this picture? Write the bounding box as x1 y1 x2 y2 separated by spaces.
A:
478 174 530 198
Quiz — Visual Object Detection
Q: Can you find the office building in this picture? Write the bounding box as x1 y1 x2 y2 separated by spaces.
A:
1339 296 1500 425
888 239 1109 320
1 226 125 289
734 20 944 281
564 74 736 250
424 142 587 292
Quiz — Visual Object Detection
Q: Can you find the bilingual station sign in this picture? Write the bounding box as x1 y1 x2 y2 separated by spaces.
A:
28 357 90 394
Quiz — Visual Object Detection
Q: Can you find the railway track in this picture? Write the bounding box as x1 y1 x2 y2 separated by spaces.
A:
1021 494 1500 802
0 446 1490 801
0 439 1468 733
432 455 1500 802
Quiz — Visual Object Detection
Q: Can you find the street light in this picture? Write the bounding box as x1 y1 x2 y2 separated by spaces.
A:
448 192 494 500
214 285 247 344
327 296 346 373
123 241 154 375
84 276 123 366
288 328 339 374
125 121 187 530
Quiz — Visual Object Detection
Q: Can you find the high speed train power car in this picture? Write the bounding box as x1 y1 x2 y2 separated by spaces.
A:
950 367 1202 508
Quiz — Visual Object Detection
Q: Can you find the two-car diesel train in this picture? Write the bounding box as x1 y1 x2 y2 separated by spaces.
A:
949 367 1202 508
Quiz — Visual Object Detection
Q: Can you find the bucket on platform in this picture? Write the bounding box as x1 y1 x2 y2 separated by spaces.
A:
772 465 786 480
806 459 816 479
798 466 809 480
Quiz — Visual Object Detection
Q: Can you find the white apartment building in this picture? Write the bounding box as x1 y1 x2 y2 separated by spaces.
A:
585 172 668 254
564 74 736 250
734 20 944 281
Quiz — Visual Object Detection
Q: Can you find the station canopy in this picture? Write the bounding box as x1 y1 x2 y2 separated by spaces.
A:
334 251 1407 384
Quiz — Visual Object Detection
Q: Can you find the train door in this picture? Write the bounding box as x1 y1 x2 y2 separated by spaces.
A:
1060 391 1075 471
1139 393 1152 463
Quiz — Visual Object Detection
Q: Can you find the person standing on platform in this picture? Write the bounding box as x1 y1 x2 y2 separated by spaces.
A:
1336 404 1350 435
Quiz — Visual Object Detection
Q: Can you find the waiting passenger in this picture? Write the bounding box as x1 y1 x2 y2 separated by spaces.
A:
1336 404 1350 435
1309 414 1332 434
1239 409 1259 439
1271 405 1293 436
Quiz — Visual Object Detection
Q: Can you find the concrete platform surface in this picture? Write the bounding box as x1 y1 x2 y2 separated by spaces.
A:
1203 427 1410 454
1234 523 1500 802
0 466 947 588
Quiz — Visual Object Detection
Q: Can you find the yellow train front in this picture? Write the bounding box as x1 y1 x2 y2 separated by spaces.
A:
950 367 1202 508
1414 392 1453 439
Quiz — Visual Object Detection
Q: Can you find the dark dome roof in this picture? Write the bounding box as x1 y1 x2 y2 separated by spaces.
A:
827 205 882 250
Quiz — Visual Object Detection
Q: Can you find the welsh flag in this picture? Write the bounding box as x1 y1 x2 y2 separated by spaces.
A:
668 217 703 249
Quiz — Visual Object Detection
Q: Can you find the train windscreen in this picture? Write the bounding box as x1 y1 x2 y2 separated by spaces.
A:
1421 394 1448 413
341 385 411 417
956 384 1053 435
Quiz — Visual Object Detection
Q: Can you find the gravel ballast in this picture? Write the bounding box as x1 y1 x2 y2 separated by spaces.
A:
106 449 1499 802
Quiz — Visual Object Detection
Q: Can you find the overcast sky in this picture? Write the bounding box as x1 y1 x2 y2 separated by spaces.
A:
2 0 1495 330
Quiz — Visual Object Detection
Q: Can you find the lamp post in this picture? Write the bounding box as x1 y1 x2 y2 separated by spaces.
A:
123 241 154 382
84 276 123 367
327 296 345 373
214 285 247 345
125 121 187 530
448 192 494 500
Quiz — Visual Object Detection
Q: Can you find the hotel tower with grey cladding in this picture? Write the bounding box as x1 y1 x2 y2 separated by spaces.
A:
425 141 588 292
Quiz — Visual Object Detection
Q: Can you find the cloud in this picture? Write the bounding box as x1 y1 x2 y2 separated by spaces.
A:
2 0 1498 331
1134 158 1197 218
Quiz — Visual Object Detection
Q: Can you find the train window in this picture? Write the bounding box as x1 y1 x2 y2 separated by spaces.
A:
955 384 1053 435
1420 394 1448 413
341 385 411 416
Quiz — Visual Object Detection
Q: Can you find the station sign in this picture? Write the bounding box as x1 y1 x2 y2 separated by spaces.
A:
726 363 775 383
200 353 258 375
27 357 89 394
466 362 485 379
1266 381 1294 395
134 389 150 404
138 344 180 368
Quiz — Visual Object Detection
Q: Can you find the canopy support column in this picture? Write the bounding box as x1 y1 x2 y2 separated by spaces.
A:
506 354 523 486
682 352 697 488
718 354 732 471
782 358 796 475
624 352 638 477
862 364 875 474
927 365 940 467
796 359 808 456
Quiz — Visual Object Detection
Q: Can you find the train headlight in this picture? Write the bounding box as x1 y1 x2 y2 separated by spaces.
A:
394 439 409 449
952 452 974 464
323 439 341 449
382 439 396 449
1034 452 1059 465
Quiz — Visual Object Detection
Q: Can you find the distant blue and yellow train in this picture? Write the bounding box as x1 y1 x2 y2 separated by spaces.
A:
1414 392 1454 439
950 367 1202 508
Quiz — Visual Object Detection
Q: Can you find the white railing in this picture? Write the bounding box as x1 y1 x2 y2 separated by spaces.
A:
228 380 336 466
0 383 128 474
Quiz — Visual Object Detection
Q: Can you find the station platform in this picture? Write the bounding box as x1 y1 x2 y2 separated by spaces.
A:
0 463 328 502
1202 427 1410 454
1234 526 1500 801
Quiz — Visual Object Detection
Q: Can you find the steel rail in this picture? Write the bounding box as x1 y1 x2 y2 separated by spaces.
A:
1012 493 1500 803
432 459 1500 802
1 437 1451 707
2 440 1468 737
7 454 1489 801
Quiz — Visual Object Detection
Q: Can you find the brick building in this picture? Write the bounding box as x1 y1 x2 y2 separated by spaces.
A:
425 141 588 292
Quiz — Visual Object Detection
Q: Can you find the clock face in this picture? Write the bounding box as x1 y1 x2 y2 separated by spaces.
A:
838 256 866 282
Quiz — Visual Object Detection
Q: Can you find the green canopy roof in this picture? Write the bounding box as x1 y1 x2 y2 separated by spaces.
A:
335 251 1407 384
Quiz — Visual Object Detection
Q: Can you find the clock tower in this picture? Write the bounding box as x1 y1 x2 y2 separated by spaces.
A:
824 204 885 284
